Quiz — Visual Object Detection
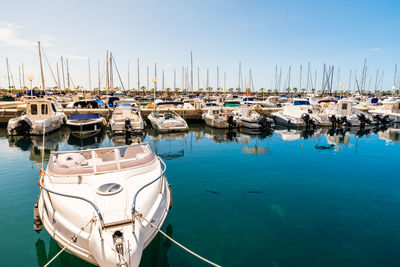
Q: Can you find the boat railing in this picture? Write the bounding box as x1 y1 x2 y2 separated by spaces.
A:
39 171 106 228
132 156 166 215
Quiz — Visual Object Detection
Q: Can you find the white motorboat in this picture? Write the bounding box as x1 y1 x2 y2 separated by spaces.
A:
148 109 188 133
109 102 144 134
36 143 172 267
7 99 65 135
311 99 373 127
232 107 274 129
271 98 314 127
66 113 106 138
202 107 233 129
369 99 400 123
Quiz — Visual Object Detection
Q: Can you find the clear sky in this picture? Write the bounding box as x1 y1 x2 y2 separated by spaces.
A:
1 0 400 91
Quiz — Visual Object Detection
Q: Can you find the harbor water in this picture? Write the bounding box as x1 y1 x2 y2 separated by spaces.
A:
0 124 399 266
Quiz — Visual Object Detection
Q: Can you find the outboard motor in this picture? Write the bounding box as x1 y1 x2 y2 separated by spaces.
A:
357 113 371 128
258 115 273 129
301 113 316 128
372 114 382 124
12 118 32 135
124 117 132 133
227 114 235 128
381 115 394 125
329 115 337 128
337 116 352 127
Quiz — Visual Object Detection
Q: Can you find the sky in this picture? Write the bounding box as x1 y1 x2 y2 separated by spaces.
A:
1 0 400 91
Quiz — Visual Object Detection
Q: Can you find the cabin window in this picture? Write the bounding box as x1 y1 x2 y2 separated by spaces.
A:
342 103 348 110
41 104 48 115
31 104 38 115
51 103 57 112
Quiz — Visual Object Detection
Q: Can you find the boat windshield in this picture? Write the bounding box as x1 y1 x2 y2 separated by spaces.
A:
47 144 155 176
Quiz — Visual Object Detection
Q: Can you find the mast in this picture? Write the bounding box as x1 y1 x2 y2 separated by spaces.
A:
238 62 241 92
299 64 302 92
98 60 101 93
147 65 149 93
56 63 61 93
314 70 317 92
61 56 66 91
137 58 140 92
162 69 165 92
18 65 21 90
154 62 157 99
66 59 71 93
217 66 219 91
190 51 193 92
174 68 176 90
197 67 200 90
306 62 310 92
181 66 184 92
88 58 91 91
127 62 130 91
206 68 209 90
109 52 113 92
321 64 326 92
224 72 226 93
38 41 45 93
22 63 25 90
106 51 109 94
6 58 10 90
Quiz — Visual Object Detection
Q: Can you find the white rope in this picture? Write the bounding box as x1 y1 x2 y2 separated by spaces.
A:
44 218 94 267
138 213 222 267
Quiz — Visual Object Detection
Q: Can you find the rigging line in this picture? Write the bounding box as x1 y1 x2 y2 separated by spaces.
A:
41 47 60 88
111 55 126 91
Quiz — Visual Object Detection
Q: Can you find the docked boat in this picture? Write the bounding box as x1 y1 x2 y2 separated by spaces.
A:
271 98 314 127
311 99 375 127
36 143 172 267
202 107 235 129
109 102 144 134
148 109 188 133
369 99 400 123
66 113 106 138
232 107 274 129
7 99 65 135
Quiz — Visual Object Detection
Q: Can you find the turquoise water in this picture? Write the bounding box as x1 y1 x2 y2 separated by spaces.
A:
0 124 399 267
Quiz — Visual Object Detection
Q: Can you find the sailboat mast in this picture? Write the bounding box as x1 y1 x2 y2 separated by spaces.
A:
110 52 113 91
38 41 45 93
61 57 65 91
22 63 25 90
98 60 101 93
56 63 61 93
106 51 109 95
190 51 193 92
6 58 10 90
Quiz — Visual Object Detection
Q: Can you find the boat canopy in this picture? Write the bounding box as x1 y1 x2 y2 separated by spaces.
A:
115 103 132 107
69 113 102 120
156 101 184 106
293 100 310 105
47 143 155 176
73 101 100 109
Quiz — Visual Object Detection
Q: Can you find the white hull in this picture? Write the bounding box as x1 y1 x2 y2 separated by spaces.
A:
7 113 65 135
38 144 171 267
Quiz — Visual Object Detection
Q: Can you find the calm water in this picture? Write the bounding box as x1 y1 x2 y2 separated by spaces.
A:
0 124 399 267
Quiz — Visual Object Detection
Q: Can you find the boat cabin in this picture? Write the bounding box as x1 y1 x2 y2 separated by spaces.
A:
26 100 59 119
336 100 353 116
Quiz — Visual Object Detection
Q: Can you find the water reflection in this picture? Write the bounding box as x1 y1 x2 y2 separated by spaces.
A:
68 130 106 149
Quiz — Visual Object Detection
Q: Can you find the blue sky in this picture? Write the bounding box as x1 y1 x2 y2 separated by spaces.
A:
1 0 400 91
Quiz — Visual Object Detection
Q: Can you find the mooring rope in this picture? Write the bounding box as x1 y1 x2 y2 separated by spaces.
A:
137 213 222 267
44 218 94 267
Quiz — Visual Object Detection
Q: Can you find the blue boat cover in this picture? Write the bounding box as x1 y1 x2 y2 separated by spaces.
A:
371 98 378 104
69 113 102 120
115 103 132 107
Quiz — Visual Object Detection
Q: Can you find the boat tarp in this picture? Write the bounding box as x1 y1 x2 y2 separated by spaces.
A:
69 113 102 120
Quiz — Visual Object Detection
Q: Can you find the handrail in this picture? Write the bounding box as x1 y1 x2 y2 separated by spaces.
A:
132 157 166 215
39 171 105 228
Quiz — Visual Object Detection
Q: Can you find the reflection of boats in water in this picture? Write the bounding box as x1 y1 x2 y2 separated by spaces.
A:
29 130 68 163
378 124 400 143
242 145 269 155
203 126 238 143
68 129 106 148
110 132 145 146
148 128 188 141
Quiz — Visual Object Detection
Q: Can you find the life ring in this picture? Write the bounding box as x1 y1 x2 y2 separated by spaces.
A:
246 89 251 97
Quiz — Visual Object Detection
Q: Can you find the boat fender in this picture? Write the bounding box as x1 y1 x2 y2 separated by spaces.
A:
33 203 43 233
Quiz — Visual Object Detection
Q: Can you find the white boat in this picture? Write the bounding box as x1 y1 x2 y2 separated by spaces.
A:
202 107 233 129
148 109 188 133
271 98 314 127
7 99 65 135
109 102 144 134
232 107 274 129
369 99 400 123
37 143 172 267
311 99 373 127
66 113 106 138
